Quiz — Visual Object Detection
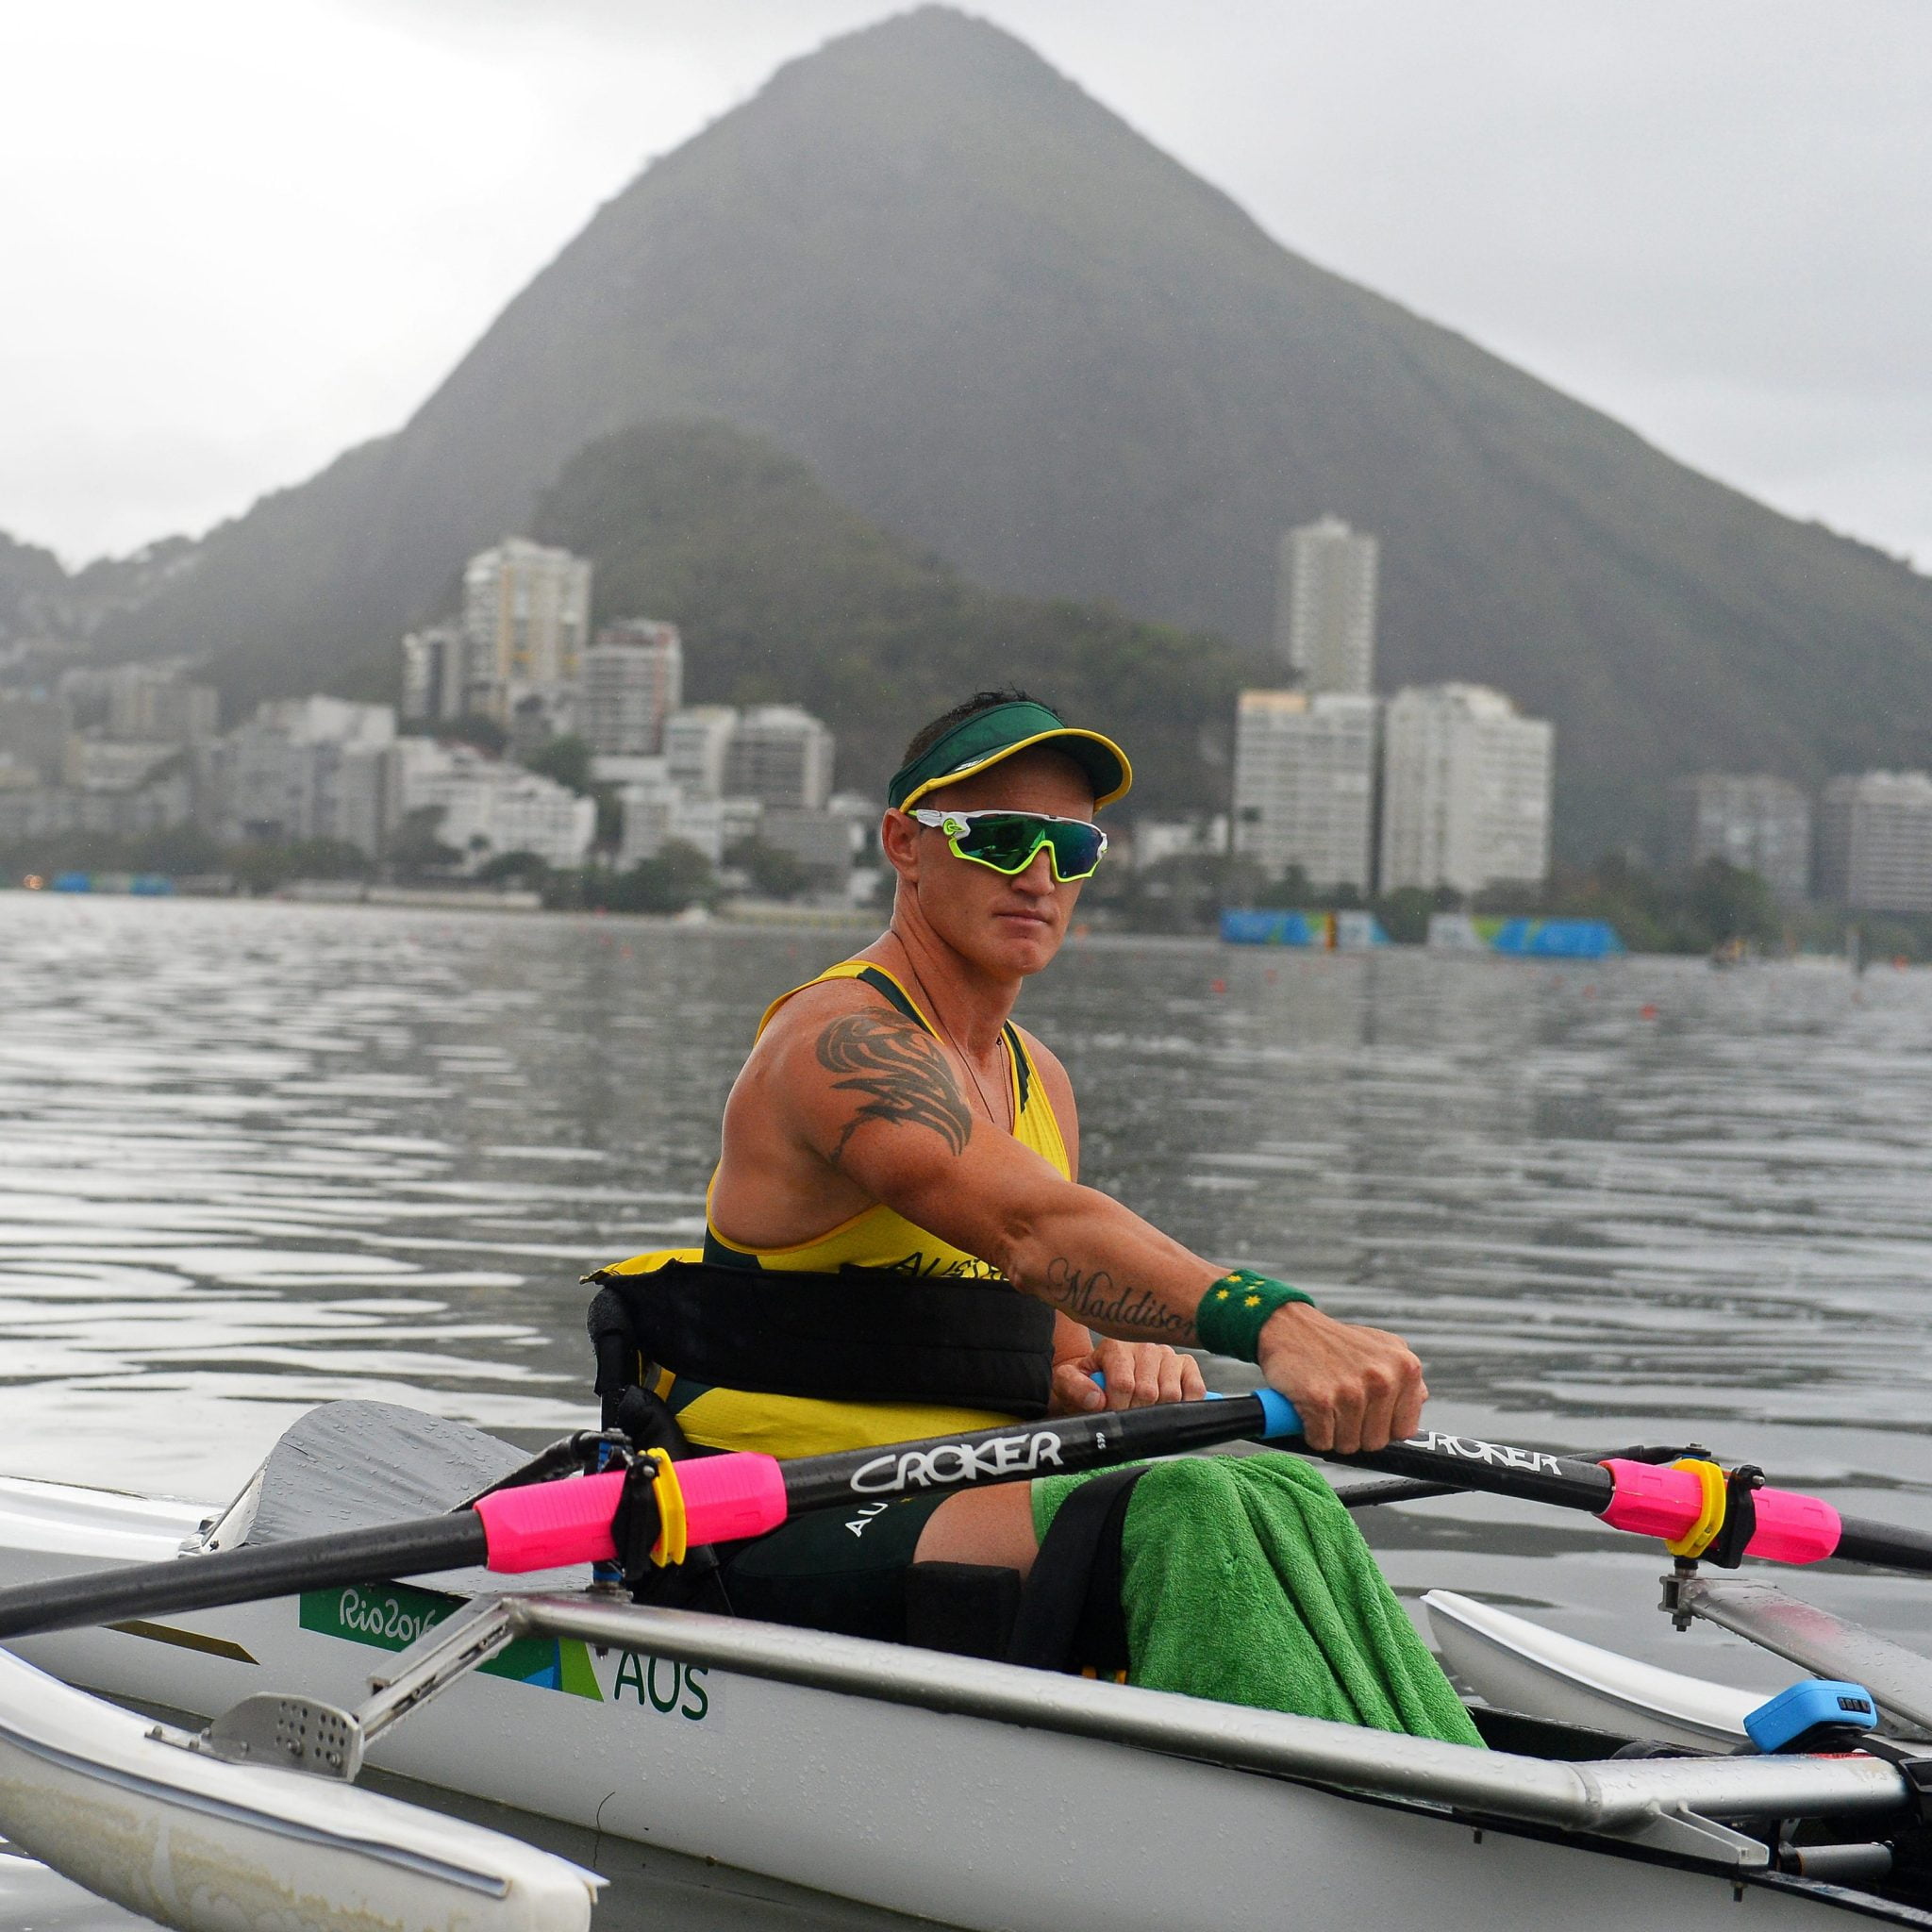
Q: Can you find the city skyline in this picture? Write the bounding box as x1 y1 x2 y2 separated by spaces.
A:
8 517 1932 914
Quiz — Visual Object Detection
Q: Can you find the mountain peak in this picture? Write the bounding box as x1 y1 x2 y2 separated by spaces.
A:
774 6 1082 90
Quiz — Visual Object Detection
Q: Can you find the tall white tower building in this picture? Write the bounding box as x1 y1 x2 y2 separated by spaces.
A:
1231 690 1379 893
1670 773 1812 902
400 625 466 724
1275 515 1378 695
1379 684 1553 896
460 539 592 721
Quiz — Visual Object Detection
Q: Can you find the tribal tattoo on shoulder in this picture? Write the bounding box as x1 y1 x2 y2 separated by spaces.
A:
815 1010 973 1162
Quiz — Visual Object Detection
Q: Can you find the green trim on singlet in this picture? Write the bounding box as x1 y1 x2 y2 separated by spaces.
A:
662 1374 712 1416
854 964 924 1026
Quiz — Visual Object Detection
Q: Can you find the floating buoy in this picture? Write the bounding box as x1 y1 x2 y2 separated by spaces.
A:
1209 978 1227 995
1264 968 1277 983
1640 1003 1657 1021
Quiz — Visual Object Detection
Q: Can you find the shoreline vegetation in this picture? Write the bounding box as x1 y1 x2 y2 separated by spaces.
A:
7 833 1927 962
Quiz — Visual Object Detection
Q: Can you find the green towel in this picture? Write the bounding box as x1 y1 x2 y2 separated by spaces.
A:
1032 1451 1483 1748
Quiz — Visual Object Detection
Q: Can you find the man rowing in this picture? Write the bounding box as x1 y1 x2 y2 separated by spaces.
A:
590 693 1469 1739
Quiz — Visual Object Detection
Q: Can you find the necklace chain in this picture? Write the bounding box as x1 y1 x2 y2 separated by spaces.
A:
899 953 1011 1135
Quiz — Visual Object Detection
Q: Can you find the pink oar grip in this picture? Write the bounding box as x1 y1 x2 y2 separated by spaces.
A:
1746 1487 1840 1565
475 1470 625 1572
1598 1458 1706 1539
1597 1458 1842 1564
678 1453 789 1544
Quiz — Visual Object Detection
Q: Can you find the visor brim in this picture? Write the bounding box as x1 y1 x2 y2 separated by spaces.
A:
895 727 1132 813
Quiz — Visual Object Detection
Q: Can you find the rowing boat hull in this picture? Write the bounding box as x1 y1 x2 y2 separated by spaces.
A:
0 1474 1916 1932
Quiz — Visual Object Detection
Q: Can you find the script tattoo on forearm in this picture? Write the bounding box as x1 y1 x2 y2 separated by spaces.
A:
1039 1257 1191 1340
816 1010 973 1161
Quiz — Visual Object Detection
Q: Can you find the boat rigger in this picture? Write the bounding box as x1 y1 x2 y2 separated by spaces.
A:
0 1640 601 1932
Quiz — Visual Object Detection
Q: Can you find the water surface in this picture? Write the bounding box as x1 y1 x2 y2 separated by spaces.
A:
4 895 1930 1922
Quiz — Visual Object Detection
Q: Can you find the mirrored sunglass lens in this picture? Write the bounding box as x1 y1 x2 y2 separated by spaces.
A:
951 815 1047 871
1044 824 1105 877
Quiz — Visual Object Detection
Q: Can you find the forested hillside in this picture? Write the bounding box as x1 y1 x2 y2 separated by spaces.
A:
535 419 1245 815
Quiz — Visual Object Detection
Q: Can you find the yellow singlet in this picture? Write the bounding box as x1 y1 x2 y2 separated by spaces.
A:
602 961 1071 1457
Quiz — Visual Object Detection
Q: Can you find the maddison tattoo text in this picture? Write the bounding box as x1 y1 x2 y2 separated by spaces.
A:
1039 1257 1190 1339
816 1011 973 1161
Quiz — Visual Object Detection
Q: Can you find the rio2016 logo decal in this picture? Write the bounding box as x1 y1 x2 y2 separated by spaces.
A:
299 1582 713 1720
330 1586 441 1648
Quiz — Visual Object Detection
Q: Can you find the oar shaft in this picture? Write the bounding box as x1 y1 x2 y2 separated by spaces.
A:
1323 1431 1613 1512
766 1397 1616 1519
0 1515 488 1641
775 1393 1290 1516
9 1400 1931 1644
731 1403 1932 1581
1830 1516 1932 1574
0 1471 637 1643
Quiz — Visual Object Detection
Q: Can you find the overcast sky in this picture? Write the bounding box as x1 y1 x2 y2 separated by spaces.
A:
6 1 1926 571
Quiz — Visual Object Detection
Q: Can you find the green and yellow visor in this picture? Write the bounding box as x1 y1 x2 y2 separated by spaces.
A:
911 808 1108 882
887 700 1132 813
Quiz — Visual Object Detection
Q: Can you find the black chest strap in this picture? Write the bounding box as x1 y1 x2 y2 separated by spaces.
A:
585 1258 1055 1418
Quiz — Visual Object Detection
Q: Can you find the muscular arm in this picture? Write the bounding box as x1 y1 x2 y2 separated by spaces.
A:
777 996 1424 1451
807 1007 1208 1333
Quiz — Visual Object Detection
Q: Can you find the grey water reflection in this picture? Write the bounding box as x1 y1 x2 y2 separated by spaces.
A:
5 895 1932 1922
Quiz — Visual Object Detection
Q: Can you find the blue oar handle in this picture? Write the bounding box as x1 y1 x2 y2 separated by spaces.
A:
1088 1373 1302 1441
1249 1388 1303 1439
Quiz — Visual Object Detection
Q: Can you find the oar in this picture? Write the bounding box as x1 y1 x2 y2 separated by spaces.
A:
6 1396 1932 1642
771 1397 1932 1572
0 1496 523 1641
1332 1475 1466 1509
0 1395 1286 1641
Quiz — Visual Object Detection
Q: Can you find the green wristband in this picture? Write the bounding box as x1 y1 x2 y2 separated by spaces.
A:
1194 1269 1314 1363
